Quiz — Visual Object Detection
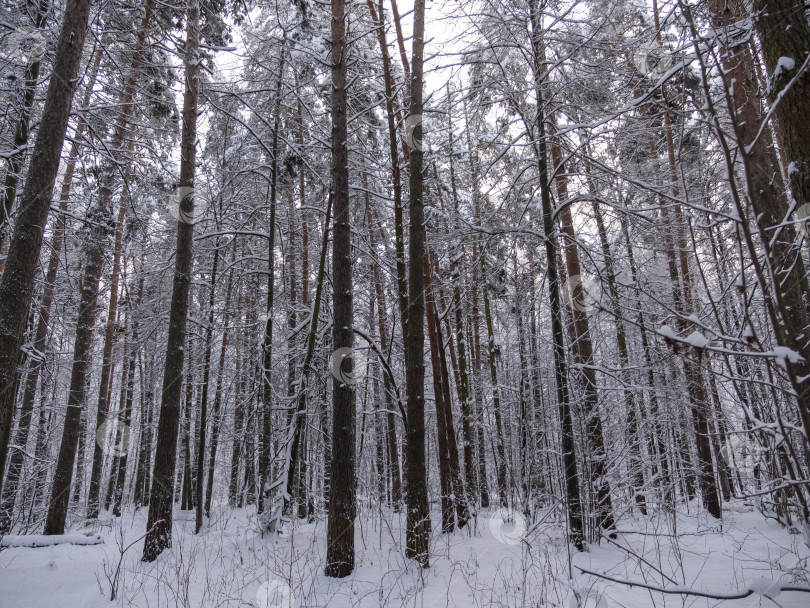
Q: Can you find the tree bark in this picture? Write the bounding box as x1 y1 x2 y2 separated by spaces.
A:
142 0 200 561
528 0 585 549
325 0 356 578
0 0 92 501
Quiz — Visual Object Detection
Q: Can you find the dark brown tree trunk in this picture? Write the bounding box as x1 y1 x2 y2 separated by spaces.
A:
754 0 810 219
403 0 430 568
325 0 356 578
446 98 477 507
142 0 200 561
550 138 615 533
431 256 469 528
0 0 92 501
0 43 102 533
425 247 454 532
528 0 585 550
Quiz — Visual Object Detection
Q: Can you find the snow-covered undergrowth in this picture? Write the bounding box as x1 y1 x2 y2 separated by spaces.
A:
0 502 807 607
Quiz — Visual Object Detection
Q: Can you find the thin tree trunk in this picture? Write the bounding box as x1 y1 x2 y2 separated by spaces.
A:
195 244 219 533
482 265 509 509
205 242 236 516
259 39 286 517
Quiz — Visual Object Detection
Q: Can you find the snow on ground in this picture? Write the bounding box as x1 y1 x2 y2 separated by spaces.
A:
0 501 807 607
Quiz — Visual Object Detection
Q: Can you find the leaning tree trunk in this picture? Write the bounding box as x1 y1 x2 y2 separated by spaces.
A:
325 0 356 579
0 0 92 501
0 44 102 533
142 0 200 561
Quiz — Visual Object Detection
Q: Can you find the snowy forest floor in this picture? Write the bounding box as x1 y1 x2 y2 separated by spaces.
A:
0 501 808 607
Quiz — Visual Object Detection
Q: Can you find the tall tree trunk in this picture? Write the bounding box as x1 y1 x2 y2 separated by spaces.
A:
259 39 286 517
481 265 509 509
528 0 585 550
425 246 454 532
365 0 409 342
269 192 332 532
0 0 92 501
589 195 646 513
142 0 200 561
205 242 236 516
403 0 430 567
0 44 102 533
728 0 810 453
325 0 356 578
195 244 219 533
446 92 477 508
50 0 153 528
366 200 403 509
87 138 142 518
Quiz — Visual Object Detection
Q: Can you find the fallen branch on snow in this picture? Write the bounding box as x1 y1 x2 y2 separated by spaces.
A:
577 567 810 600
1 533 103 548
